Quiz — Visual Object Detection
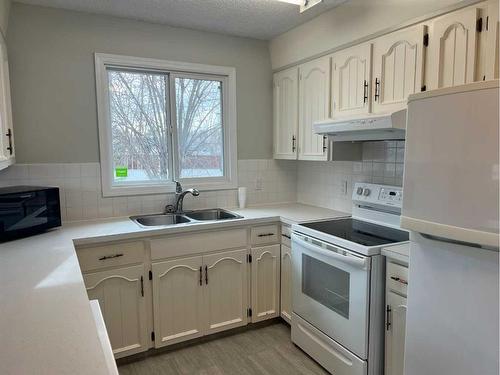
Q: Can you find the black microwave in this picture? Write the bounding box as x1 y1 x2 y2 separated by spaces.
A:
0 186 61 242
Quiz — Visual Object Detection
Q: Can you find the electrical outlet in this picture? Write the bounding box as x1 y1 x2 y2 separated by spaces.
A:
255 177 263 191
341 179 348 195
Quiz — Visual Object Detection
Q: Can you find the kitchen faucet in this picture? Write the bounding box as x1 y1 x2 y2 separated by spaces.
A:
165 181 200 214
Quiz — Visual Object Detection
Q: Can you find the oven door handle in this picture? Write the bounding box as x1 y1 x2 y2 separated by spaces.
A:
292 234 368 269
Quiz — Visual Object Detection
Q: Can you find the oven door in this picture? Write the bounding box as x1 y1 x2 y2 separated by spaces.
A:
292 232 370 359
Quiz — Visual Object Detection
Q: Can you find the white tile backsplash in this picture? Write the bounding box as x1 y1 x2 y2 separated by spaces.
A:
0 142 403 220
296 141 405 213
0 159 298 222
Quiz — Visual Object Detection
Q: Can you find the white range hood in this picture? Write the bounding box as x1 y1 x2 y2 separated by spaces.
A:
313 109 407 142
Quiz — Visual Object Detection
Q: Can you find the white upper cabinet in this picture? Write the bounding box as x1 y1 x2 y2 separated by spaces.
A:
0 32 14 170
428 7 481 89
372 25 427 114
331 43 372 118
84 265 148 358
298 56 330 161
204 249 248 335
273 67 299 160
152 256 204 348
251 244 280 323
485 0 499 80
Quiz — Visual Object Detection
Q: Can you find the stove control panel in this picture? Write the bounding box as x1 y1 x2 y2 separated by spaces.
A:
352 183 403 209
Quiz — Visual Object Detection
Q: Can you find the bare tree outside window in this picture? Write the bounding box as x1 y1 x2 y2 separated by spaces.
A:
175 77 223 178
108 70 224 183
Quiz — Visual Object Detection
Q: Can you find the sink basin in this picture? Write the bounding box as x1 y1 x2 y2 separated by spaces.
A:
131 214 191 227
184 208 242 221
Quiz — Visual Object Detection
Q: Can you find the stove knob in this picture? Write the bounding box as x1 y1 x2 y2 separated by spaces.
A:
363 188 371 196
356 187 364 195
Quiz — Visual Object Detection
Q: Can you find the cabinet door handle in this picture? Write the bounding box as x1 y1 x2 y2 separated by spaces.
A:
258 233 275 237
140 276 144 297
374 78 380 101
363 80 368 104
199 266 203 286
205 265 208 285
5 128 13 155
98 253 124 261
386 305 392 330
281 234 291 240
292 135 296 152
390 276 408 285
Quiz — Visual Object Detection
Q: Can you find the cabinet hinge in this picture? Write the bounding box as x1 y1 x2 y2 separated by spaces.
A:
423 33 429 47
149 270 153 280
247 308 253 318
247 254 252 263
421 85 427 92
476 17 483 32
151 331 155 341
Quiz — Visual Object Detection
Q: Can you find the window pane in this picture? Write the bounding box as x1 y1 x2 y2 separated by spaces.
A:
175 77 224 178
108 69 169 184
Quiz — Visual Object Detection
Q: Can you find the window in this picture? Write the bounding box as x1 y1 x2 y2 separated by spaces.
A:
95 54 237 197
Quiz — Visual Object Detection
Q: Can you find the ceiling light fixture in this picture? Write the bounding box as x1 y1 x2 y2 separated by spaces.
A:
277 0 323 13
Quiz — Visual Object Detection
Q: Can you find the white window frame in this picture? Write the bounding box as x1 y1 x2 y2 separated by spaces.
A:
95 53 237 197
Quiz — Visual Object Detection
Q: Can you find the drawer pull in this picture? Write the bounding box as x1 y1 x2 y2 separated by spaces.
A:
258 233 275 237
98 253 124 261
390 276 408 285
281 234 291 240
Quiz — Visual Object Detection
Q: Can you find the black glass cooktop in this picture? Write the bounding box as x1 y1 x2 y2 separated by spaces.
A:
301 218 409 247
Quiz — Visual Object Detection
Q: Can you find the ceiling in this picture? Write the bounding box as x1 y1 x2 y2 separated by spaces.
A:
14 0 348 40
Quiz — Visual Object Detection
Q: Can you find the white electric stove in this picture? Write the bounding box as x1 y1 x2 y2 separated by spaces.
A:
291 183 409 375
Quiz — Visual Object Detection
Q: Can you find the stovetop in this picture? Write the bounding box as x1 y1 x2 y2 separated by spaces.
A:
300 218 409 247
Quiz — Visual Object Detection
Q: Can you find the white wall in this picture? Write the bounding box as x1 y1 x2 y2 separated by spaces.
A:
7 3 273 163
269 0 469 69
0 0 10 37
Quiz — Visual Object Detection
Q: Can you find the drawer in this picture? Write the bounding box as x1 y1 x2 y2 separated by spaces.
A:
281 225 291 247
251 224 279 245
150 228 247 260
77 241 145 273
386 261 409 296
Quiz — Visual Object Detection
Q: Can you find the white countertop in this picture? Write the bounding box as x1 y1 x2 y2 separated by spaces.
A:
0 203 347 375
382 242 410 263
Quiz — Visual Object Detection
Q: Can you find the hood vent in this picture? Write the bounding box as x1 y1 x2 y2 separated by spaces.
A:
313 109 406 142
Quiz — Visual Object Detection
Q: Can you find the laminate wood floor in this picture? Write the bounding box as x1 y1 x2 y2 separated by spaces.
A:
118 322 329 375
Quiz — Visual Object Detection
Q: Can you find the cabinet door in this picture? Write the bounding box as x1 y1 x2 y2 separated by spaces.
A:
298 57 330 161
203 249 248 335
152 256 204 348
485 0 499 80
385 291 408 375
372 25 426 114
251 244 280 322
331 43 372 118
84 265 148 358
0 33 13 170
280 244 292 324
273 67 299 160
428 7 480 89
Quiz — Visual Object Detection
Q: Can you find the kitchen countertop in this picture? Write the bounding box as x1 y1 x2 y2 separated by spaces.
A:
382 242 410 263
0 203 348 375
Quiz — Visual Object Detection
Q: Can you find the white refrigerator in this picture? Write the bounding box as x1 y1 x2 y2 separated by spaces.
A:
401 80 499 375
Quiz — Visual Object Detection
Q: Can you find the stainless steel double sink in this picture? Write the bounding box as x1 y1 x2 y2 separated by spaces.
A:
130 208 243 228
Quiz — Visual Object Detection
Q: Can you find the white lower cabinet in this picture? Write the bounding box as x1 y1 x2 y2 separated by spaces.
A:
152 256 205 348
280 244 292 324
204 249 249 334
385 291 408 375
83 264 148 358
152 248 248 348
251 244 281 322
